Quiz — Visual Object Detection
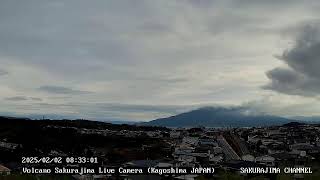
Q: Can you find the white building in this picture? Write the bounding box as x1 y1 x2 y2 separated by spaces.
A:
255 155 275 166
242 154 255 162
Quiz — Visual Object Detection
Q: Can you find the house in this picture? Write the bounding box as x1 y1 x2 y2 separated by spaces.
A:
146 131 162 138
0 164 11 175
247 135 261 144
174 145 194 155
155 162 173 167
170 131 181 138
212 146 223 154
182 137 199 146
255 155 275 166
209 154 223 163
175 155 196 167
241 154 255 162
290 143 314 152
272 152 298 165
198 138 218 146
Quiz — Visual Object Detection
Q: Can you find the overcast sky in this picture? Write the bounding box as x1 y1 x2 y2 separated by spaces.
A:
1 0 320 121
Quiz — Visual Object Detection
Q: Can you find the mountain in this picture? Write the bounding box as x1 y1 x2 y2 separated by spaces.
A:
291 116 320 123
108 120 143 125
142 107 295 127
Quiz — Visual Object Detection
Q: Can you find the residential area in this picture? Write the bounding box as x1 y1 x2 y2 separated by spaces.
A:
0 118 320 179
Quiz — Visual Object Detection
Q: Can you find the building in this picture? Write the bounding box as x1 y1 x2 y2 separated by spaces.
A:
241 154 255 162
255 155 275 166
0 164 11 175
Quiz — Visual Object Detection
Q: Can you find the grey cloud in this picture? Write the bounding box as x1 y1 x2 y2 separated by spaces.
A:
38 86 91 95
0 69 8 76
8 102 197 121
30 97 42 101
241 96 320 117
93 103 195 114
2 0 320 119
4 96 43 101
5 96 28 101
33 102 194 115
264 23 320 96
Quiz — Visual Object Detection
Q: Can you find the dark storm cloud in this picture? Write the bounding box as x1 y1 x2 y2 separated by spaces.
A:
264 23 320 96
38 86 91 95
5 96 28 101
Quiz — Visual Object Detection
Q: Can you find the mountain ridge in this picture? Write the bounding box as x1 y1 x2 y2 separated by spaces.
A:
142 106 298 127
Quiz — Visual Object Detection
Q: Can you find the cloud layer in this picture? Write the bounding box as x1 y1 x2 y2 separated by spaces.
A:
38 86 91 95
1 0 320 120
0 69 8 76
5 96 28 101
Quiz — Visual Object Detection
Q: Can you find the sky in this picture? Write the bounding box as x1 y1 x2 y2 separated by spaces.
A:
1 0 320 121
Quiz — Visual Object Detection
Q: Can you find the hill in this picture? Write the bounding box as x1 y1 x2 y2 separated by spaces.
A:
142 107 295 127
0 116 170 165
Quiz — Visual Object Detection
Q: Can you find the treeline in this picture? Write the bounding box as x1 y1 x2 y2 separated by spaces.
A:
0 116 169 131
0 116 171 165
